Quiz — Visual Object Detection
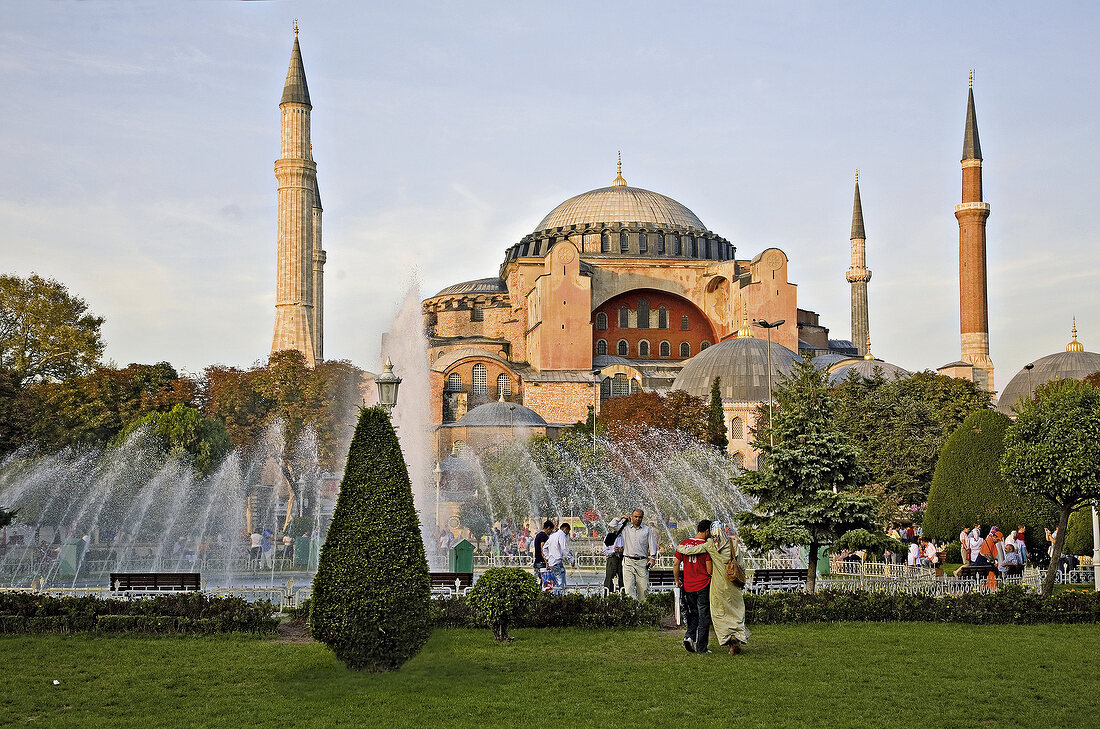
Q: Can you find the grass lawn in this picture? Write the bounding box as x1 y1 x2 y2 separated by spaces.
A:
3 624 1098 728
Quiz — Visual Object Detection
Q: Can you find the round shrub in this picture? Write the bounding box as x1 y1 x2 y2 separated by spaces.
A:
924 409 1056 556
1063 507 1095 556
309 406 431 671
466 567 540 641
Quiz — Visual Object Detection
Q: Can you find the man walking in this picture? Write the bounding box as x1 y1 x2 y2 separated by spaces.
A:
674 519 713 653
621 509 657 600
603 517 627 593
532 520 554 575
544 522 575 593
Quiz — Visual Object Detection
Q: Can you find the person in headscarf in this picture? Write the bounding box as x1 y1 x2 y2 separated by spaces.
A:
676 527 749 654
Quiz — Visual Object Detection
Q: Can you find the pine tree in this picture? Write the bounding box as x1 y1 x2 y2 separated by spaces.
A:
706 377 728 451
736 358 877 592
309 406 431 670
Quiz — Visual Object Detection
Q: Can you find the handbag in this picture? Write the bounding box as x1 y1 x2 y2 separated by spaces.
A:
725 549 746 588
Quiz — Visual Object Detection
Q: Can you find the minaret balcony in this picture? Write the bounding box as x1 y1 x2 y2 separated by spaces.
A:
954 202 990 213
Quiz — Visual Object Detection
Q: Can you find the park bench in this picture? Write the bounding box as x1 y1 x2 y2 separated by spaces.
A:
749 568 808 592
430 572 474 597
109 572 200 591
646 569 678 592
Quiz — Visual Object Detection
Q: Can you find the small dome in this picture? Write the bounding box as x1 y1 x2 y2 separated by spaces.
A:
827 358 911 385
535 185 705 232
455 401 547 428
998 349 1100 414
672 338 801 402
432 278 508 297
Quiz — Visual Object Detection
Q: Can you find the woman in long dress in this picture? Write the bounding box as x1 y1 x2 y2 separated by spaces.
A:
676 531 749 654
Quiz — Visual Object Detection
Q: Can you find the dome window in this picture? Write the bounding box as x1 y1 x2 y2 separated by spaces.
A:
617 339 629 357
680 342 691 358
497 373 511 398
672 235 681 256
657 233 665 254
639 231 648 254
472 364 487 395
596 312 608 331
601 231 611 253
637 299 650 328
619 231 629 253
471 305 483 322
596 339 608 356
660 340 671 358
638 340 650 358
701 341 710 350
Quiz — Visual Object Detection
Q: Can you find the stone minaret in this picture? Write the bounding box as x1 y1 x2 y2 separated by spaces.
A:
271 26 320 366
955 73 993 392
846 172 871 356
311 180 325 361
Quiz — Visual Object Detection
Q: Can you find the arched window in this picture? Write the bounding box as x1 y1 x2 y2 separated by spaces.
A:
601 231 611 253
618 307 630 328
600 377 611 399
619 231 629 253
732 452 745 469
681 315 690 331
658 307 668 329
612 373 629 397
446 373 462 391
639 231 648 253
660 340 671 358
596 339 608 356
672 234 681 256
638 340 650 358
630 379 640 394
595 312 608 331
700 341 710 350
680 342 691 358
617 339 629 357
497 373 511 397
637 299 650 328
657 233 665 254
730 417 745 440
471 305 483 322
472 364 487 395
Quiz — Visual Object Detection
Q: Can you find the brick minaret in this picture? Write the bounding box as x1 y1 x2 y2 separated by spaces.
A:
955 73 993 392
846 172 871 356
271 25 320 366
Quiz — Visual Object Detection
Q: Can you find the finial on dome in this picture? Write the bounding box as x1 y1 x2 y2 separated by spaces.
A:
737 311 755 338
1067 318 1085 352
294 19 299 36
969 69 973 88
612 151 627 187
864 333 874 360
855 169 859 183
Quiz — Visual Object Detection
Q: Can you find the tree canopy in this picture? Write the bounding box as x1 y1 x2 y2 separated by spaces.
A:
0 273 104 386
1001 379 1100 596
116 403 232 477
706 377 728 451
598 390 708 442
737 357 877 592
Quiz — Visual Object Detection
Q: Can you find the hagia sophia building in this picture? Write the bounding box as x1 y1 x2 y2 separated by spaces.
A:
268 33 1100 478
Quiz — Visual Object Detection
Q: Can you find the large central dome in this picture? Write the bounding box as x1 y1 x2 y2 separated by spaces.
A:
535 185 706 232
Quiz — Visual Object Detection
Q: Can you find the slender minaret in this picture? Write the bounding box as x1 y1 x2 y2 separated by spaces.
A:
311 179 325 361
271 23 318 366
955 72 993 392
846 171 871 356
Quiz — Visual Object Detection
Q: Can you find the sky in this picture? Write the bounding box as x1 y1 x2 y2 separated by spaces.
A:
3 2 1098 392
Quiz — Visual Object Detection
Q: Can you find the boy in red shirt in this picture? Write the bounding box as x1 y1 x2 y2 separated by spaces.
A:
674 519 714 653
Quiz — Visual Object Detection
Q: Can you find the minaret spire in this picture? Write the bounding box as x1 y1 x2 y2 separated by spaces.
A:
846 171 871 356
955 74 993 392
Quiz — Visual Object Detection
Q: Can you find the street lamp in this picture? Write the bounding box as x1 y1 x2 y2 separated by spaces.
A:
591 368 602 453
433 461 443 528
375 358 402 412
1024 363 1034 402
753 319 785 447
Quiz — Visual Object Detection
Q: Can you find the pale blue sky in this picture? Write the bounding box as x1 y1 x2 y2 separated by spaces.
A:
3 2 1098 392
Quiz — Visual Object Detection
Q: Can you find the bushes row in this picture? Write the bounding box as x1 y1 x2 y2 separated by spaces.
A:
745 586 1100 625
0 592 278 634
432 591 673 629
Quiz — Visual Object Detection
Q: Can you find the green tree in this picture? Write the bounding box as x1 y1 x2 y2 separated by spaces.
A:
598 390 708 442
0 507 15 528
1001 379 1100 596
1062 506 1096 556
737 358 877 592
116 403 232 477
923 409 1056 557
0 273 105 386
309 406 430 671
706 377 728 451
466 567 540 641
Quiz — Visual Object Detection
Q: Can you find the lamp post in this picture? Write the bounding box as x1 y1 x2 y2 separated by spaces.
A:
375 358 402 413
433 461 443 529
1024 363 1034 402
591 368 602 453
753 319 785 447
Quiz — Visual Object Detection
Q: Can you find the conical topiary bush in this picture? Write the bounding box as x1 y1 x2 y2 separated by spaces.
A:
309 405 431 671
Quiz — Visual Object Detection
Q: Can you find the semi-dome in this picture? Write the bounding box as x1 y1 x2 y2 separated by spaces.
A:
454 400 548 428
672 337 801 402
827 358 911 385
536 185 705 232
997 324 1100 413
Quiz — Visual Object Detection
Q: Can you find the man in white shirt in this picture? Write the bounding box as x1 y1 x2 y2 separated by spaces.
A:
544 523 575 593
621 509 658 600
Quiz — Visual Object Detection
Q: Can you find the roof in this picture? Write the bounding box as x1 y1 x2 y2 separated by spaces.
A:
997 349 1100 414
672 337 801 402
850 179 866 240
938 361 973 369
454 401 548 428
962 84 982 161
280 36 311 107
535 185 705 232
827 359 911 385
432 278 508 297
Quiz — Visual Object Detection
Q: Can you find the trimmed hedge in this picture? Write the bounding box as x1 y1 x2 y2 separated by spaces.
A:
0 592 278 635
309 406 431 671
924 409 1057 557
466 567 540 640
431 591 673 629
